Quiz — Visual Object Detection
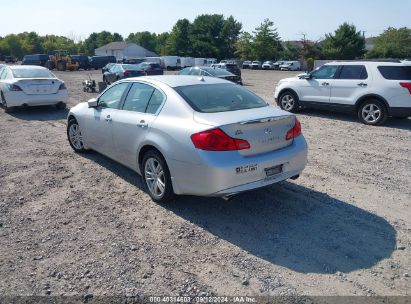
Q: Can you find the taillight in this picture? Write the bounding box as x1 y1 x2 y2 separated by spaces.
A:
7 84 22 91
400 82 411 94
191 128 250 151
285 118 302 140
59 83 67 90
123 70 130 76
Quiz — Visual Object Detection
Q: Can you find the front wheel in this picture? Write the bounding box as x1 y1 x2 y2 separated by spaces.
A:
142 150 175 204
279 91 299 112
358 100 387 126
67 119 87 153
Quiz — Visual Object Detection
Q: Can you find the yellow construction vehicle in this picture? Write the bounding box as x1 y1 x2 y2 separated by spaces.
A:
46 50 79 71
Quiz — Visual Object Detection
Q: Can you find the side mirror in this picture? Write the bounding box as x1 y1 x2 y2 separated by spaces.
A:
298 73 312 80
87 98 98 108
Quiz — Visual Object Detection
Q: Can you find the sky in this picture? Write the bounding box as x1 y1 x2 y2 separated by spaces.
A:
1 0 410 41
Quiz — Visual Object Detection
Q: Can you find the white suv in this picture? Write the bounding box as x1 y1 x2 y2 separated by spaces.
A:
274 61 411 125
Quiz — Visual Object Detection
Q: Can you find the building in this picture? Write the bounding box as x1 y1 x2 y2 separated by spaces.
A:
95 42 158 60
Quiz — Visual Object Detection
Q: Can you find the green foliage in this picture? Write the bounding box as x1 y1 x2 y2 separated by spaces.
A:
366 27 411 59
306 57 315 71
127 31 158 52
279 42 300 60
165 18 192 56
321 22 366 60
251 19 282 61
83 31 123 55
234 32 253 60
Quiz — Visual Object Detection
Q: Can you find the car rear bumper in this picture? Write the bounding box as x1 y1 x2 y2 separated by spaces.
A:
4 91 68 107
389 107 411 117
169 135 308 196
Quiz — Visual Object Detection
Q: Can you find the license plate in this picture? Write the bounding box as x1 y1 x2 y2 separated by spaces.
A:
265 164 283 177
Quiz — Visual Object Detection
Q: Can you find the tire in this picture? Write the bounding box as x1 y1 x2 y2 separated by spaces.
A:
279 91 299 112
1 92 14 113
57 61 66 71
142 150 175 204
357 99 387 126
56 102 66 109
67 119 87 153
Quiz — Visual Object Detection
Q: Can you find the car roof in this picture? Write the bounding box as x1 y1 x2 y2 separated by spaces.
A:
9 65 48 70
123 75 230 87
326 61 407 67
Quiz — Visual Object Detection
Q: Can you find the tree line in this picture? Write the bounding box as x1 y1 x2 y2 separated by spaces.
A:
1 15 410 61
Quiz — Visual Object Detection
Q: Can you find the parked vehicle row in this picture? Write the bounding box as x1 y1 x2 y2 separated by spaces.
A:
275 61 411 125
245 60 301 71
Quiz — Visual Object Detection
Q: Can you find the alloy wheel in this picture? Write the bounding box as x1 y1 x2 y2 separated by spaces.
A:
68 123 84 150
361 103 381 124
144 157 166 198
281 94 295 111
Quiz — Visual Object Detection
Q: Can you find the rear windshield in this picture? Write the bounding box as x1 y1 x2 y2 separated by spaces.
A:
175 83 268 113
378 66 411 80
203 68 232 76
121 64 142 70
12 68 54 78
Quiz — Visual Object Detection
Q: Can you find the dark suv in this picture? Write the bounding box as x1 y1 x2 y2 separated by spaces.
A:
213 63 241 77
89 56 117 70
71 55 90 70
21 54 49 66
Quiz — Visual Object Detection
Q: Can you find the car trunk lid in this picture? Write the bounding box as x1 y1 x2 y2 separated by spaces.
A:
16 78 60 95
193 106 296 156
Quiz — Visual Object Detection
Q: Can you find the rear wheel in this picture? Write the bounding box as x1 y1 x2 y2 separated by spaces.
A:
142 150 175 204
1 92 14 113
56 102 66 109
358 99 387 126
279 91 299 112
67 119 86 153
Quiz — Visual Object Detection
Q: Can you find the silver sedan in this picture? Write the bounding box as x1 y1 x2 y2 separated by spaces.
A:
67 76 308 203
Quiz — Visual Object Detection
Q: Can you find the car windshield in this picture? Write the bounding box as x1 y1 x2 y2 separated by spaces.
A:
12 68 54 78
175 83 268 113
203 68 233 76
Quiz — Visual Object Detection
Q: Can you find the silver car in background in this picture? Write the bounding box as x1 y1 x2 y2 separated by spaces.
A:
67 76 308 203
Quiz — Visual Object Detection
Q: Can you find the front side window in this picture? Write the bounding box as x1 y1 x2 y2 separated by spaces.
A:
98 82 129 109
175 83 268 113
122 83 155 113
338 65 368 80
311 65 338 79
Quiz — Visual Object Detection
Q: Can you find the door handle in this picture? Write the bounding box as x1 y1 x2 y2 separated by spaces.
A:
137 120 148 128
357 82 367 87
105 115 112 122
321 82 329 86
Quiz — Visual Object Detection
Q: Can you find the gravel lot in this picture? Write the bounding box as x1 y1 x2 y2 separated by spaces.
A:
0 68 410 299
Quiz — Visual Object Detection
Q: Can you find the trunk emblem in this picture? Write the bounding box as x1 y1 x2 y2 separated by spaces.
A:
264 128 272 134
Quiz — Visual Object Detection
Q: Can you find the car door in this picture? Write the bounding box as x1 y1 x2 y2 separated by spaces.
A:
329 65 369 106
299 65 339 103
108 65 119 83
82 82 130 157
112 82 166 169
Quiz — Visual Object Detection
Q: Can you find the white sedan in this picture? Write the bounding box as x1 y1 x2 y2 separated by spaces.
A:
0 65 68 112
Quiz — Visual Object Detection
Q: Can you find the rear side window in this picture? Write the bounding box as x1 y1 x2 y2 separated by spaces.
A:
338 65 368 80
175 83 268 113
378 66 411 80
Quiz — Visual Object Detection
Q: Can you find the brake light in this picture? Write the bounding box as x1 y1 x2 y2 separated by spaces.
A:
285 118 302 140
59 83 67 90
191 128 250 151
400 82 411 94
7 84 22 91
123 70 130 76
